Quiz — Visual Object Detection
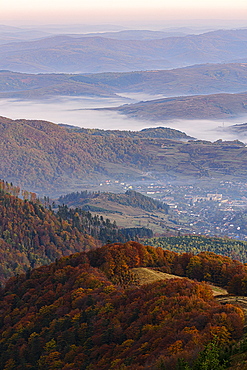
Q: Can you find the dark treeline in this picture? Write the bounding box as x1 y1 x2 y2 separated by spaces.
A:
144 235 247 263
0 182 153 283
65 126 192 139
57 204 153 245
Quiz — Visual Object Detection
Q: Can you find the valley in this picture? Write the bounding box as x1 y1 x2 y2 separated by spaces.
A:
3 113 247 241
3 19 247 369
2 64 247 145
55 179 247 241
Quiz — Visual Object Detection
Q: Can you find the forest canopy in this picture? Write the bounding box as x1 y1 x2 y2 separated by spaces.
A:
0 241 245 370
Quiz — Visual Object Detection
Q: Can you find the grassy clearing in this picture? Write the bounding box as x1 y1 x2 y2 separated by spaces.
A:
132 267 228 296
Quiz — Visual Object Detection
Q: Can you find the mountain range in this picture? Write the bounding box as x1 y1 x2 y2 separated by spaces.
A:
81 62 247 96
1 29 247 73
1 62 247 101
0 25 196 46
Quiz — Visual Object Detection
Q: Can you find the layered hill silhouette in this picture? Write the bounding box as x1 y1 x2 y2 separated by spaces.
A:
106 91 247 120
0 26 193 46
2 116 247 194
81 62 247 96
1 63 247 99
0 70 116 99
2 29 247 73
0 24 52 45
82 29 191 40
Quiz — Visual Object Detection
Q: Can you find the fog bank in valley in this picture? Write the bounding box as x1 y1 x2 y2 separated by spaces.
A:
0 96 246 142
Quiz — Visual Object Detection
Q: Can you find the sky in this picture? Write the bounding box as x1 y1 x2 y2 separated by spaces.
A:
1 0 247 27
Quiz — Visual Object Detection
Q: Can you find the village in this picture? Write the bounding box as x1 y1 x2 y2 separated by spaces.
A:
97 178 247 240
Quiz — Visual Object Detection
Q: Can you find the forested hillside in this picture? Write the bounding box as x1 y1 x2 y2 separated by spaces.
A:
0 116 157 194
57 189 169 234
0 181 154 282
145 235 247 263
56 204 153 244
87 241 247 294
63 126 193 140
2 181 247 368
0 241 246 370
3 116 247 195
0 183 98 282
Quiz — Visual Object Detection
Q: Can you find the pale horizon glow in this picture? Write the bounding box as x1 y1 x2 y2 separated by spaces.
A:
1 0 247 26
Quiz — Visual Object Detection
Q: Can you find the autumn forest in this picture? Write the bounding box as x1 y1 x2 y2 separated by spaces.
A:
1 179 247 369
4 16 247 370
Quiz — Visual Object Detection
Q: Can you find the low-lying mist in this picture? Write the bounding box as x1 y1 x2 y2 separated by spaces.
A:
0 96 246 142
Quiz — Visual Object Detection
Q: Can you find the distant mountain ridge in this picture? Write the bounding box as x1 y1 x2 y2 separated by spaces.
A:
1 63 247 100
76 29 192 40
105 91 247 120
0 26 195 46
1 29 247 73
